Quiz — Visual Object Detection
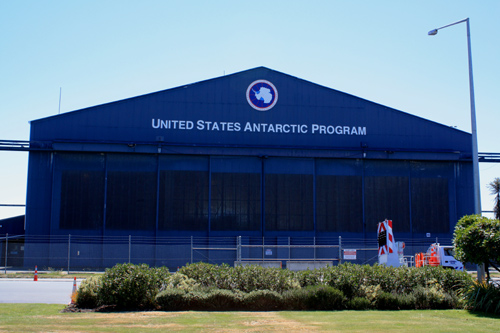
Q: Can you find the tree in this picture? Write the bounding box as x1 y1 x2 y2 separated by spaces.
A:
453 215 500 281
488 178 500 220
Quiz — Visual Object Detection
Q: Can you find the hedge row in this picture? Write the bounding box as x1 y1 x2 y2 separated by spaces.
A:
76 262 474 311
177 262 473 296
155 285 460 311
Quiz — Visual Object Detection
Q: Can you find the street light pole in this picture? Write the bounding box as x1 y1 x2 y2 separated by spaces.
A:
428 18 483 281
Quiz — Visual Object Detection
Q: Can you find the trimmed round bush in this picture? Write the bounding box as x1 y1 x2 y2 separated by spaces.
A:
347 297 372 310
156 288 188 311
375 291 417 310
182 290 210 310
305 285 345 310
376 292 400 310
203 289 244 311
395 293 417 310
244 290 284 311
282 288 310 310
98 263 170 310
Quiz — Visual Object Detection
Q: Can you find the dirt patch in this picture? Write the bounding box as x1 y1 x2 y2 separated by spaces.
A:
58 307 318 331
240 312 317 332
59 306 189 318
61 305 168 313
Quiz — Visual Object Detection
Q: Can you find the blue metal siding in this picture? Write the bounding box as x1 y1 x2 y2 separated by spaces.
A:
25 152 53 236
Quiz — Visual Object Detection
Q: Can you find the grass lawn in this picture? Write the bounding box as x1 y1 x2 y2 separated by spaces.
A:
0 304 499 332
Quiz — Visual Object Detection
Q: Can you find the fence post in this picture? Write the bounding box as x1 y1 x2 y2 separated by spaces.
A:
314 237 316 262
262 237 265 260
4 233 8 274
190 236 193 264
67 234 71 274
128 235 131 264
237 236 241 263
338 236 342 265
288 237 290 260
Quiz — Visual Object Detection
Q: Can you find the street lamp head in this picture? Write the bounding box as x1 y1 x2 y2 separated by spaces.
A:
428 29 438 36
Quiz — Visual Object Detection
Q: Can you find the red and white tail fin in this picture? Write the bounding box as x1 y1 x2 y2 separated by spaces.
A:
377 219 394 255
378 219 404 267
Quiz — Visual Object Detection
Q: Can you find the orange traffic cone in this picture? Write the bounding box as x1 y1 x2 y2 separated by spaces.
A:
70 277 77 305
34 266 38 281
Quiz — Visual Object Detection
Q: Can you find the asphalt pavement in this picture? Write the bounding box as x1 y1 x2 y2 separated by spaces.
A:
0 278 82 304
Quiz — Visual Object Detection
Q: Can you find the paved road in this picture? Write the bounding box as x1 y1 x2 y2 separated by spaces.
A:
0 278 82 304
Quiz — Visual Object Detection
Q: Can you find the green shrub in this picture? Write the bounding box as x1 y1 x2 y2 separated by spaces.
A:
76 275 102 309
374 292 415 310
348 297 372 310
375 292 399 310
463 281 500 315
159 288 280 311
283 286 345 311
304 285 345 310
297 263 472 301
230 265 300 293
412 286 453 309
360 284 383 304
359 264 396 294
297 269 326 287
179 262 300 293
244 290 284 311
400 293 417 310
203 289 244 311
282 288 310 310
162 273 200 291
98 263 170 310
407 266 473 294
442 292 461 309
178 262 231 289
181 290 210 310
324 263 363 299
156 288 188 311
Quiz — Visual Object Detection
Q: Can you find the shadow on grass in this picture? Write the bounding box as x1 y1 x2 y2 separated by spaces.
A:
467 310 500 319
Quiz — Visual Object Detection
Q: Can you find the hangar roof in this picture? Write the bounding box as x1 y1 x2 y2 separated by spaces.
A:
0 215 25 235
30 67 471 160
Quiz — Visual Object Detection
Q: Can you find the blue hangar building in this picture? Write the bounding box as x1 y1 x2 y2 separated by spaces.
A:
24 67 473 270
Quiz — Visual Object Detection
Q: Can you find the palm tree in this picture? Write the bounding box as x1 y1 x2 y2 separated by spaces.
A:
488 178 500 220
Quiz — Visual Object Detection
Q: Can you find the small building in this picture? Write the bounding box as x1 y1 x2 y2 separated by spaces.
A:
23 67 473 270
0 215 25 267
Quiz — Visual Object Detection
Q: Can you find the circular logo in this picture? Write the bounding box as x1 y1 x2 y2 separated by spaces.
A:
246 80 278 111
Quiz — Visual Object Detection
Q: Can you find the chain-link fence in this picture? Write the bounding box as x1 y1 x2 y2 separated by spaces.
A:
1 233 453 273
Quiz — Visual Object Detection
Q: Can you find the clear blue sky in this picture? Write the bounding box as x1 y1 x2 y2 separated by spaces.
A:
1 1 499 220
